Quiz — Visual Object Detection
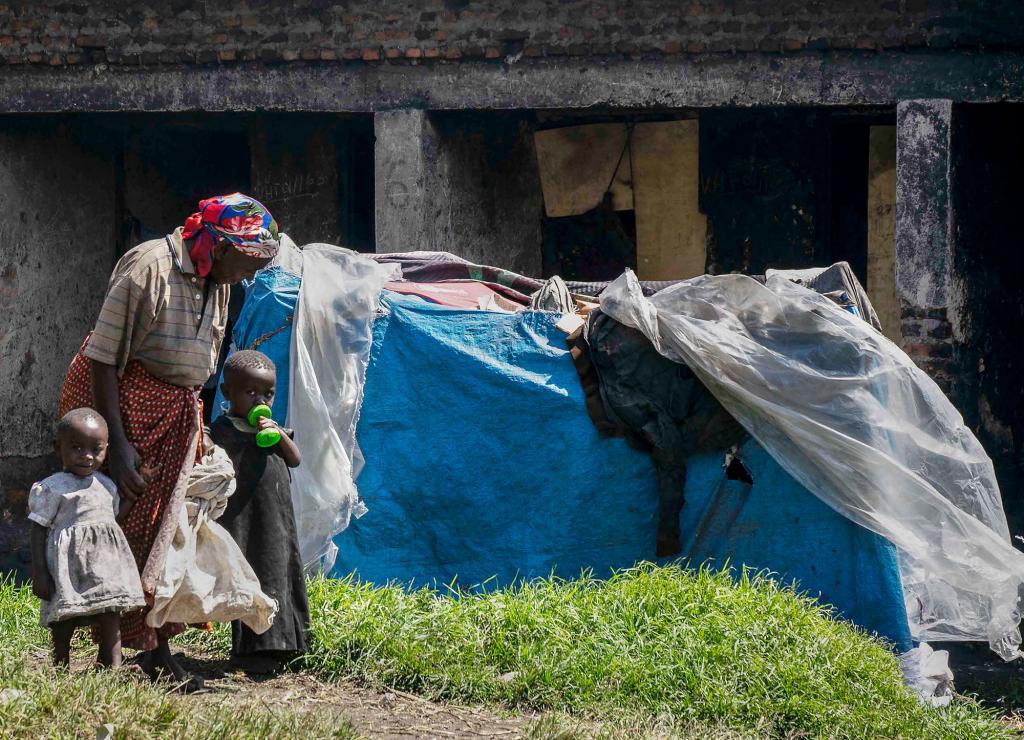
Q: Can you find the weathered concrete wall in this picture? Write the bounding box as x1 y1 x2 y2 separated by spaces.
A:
250 117 341 246
0 119 117 571
1 1 1019 68
895 99 954 388
428 112 542 275
375 110 542 273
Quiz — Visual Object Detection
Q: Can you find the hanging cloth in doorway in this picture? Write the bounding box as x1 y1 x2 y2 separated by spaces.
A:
542 126 637 282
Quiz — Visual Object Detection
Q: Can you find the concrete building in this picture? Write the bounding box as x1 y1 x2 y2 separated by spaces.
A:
1 1 1023 563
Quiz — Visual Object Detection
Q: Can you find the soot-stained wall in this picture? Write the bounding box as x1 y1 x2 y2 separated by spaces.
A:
700 108 831 275
375 110 543 274
428 112 543 275
951 104 1024 536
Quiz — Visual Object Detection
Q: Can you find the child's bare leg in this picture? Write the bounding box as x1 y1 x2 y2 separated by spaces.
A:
94 612 122 668
51 620 75 667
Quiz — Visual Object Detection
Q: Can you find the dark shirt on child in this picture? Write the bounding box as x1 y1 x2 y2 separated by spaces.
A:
210 414 310 657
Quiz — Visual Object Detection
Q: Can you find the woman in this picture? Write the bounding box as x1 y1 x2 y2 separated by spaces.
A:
58 193 280 689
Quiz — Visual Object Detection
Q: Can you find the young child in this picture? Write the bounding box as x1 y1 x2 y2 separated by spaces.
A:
210 350 309 674
29 408 145 668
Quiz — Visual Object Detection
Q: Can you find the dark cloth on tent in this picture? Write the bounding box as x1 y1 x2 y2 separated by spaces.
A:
209 415 310 658
582 311 747 557
370 251 679 299
572 262 883 558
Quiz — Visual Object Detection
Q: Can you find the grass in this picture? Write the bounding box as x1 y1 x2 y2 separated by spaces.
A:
1 563 1014 738
294 564 1010 738
0 579 356 739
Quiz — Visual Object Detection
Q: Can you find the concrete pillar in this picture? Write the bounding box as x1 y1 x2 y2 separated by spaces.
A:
374 110 438 254
867 126 899 343
895 99 955 386
374 109 542 275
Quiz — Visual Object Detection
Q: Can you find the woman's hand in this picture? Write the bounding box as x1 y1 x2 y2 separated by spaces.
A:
109 442 148 500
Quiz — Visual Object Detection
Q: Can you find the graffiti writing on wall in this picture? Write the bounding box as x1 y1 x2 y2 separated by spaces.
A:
251 174 329 204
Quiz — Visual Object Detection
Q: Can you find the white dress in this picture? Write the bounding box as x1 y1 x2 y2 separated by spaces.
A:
28 472 145 626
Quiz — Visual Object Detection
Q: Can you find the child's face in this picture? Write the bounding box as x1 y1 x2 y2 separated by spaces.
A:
222 365 277 419
58 419 108 477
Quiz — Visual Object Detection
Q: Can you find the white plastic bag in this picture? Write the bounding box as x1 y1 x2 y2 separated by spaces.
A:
146 445 277 632
900 643 954 708
601 269 1024 658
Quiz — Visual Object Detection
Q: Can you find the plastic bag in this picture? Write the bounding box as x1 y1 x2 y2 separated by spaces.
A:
147 444 277 632
601 270 1024 658
900 643 954 708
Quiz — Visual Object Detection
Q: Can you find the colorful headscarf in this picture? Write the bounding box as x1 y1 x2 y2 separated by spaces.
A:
181 193 280 277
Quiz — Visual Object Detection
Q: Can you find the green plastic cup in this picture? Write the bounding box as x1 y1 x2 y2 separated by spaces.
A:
247 404 281 448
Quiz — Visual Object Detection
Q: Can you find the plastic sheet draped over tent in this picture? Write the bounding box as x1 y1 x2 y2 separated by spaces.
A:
287 245 394 570
600 270 1024 658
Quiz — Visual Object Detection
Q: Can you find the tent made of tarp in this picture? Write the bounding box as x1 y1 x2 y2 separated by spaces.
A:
213 243 1024 660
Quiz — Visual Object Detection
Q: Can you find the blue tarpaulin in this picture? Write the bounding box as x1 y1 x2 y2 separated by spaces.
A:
212 267 300 423
218 274 911 649
681 442 911 650
332 292 662 588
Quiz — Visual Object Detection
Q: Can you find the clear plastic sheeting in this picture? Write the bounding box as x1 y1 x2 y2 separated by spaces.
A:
601 270 1024 659
287 244 394 571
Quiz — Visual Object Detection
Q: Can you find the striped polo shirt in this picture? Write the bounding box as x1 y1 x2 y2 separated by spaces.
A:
85 227 231 389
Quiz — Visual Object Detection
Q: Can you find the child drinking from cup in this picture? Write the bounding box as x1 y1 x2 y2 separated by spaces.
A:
210 350 309 674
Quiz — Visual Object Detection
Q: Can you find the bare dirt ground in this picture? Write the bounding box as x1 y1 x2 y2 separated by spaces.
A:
39 646 552 739
175 650 549 740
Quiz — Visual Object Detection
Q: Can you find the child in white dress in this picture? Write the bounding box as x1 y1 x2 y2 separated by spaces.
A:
29 408 145 668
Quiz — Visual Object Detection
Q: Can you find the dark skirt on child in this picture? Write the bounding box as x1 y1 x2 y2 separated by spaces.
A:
210 415 310 658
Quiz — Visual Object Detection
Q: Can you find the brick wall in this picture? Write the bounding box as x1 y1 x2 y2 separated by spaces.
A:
0 1 1020 68
900 305 954 390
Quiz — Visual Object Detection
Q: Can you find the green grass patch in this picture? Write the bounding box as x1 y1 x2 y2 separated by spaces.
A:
299 564 1008 739
0 578 356 739
2 564 1013 738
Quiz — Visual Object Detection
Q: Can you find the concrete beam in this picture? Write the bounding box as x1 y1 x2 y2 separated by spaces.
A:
1 51 1023 113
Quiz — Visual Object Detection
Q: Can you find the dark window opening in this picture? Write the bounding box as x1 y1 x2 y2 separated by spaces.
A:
542 201 637 282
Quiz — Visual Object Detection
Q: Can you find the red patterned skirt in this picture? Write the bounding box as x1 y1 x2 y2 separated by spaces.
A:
59 340 202 651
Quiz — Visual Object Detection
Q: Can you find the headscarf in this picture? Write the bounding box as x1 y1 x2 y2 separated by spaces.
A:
181 193 280 277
